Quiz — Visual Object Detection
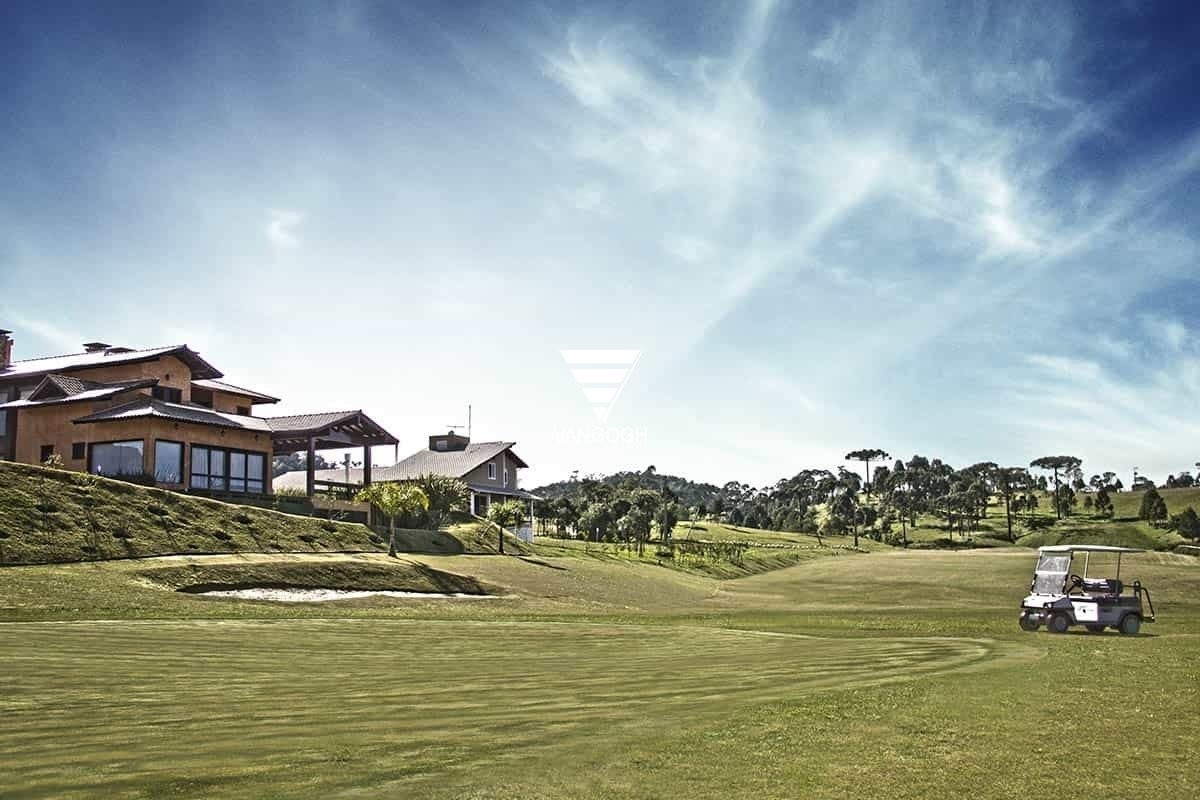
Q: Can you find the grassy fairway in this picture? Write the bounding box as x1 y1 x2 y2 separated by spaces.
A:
2 549 1199 798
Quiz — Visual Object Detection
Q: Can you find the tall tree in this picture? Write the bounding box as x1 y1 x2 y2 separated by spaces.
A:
845 448 890 499
830 468 863 547
1029 456 1082 520
996 467 1029 542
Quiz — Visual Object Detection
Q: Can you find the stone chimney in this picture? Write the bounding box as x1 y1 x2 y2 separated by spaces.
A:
82 342 111 354
0 329 11 369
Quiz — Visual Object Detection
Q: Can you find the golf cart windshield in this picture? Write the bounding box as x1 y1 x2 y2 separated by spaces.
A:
1033 553 1071 594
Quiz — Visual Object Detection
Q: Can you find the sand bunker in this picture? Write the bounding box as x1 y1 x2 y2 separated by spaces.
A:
197 588 496 602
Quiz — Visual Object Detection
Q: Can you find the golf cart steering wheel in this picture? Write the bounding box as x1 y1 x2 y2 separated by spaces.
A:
1068 574 1084 593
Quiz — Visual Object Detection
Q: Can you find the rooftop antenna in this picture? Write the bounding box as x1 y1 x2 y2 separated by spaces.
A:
446 404 472 439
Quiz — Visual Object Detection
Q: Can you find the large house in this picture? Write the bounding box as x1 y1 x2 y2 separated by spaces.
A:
276 430 540 522
0 329 397 496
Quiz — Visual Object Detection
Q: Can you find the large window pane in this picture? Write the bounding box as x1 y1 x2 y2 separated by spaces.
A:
247 454 264 481
230 452 246 478
90 440 144 477
192 447 208 475
209 449 225 490
154 441 184 483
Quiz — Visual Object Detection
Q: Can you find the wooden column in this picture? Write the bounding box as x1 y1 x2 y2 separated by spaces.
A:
362 444 373 528
306 436 315 497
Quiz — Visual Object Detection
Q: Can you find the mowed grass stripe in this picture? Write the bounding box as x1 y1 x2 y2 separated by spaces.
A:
0 620 1017 798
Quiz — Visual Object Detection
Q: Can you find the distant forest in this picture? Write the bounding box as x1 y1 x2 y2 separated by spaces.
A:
531 454 1200 545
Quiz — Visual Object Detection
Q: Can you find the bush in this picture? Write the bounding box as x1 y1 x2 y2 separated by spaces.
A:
1139 488 1169 526
1169 506 1200 540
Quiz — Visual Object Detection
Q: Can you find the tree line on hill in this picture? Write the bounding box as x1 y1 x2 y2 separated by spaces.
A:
533 451 1200 546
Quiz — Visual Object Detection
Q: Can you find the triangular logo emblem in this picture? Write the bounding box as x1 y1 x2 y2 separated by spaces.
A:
560 350 641 422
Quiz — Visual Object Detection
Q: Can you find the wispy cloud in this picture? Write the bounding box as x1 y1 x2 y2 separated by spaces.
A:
265 209 303 249
9 316 82 353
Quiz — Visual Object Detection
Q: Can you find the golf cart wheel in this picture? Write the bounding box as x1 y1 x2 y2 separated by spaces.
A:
1047 613 1070 634
1118 614 1141 636
1019 614 1039 632
1085 624 1106 634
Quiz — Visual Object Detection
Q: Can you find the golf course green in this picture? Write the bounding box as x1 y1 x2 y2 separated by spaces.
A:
2 547 1198 798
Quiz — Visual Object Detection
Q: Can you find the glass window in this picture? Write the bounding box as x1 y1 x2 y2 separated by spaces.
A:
152 386 183 403
188 447 265 494
1033 554 1071 594
191 447 209 489
208 449 226 490
90 440 144 477
229 452 246 492
488 462 496 480
247 453 265 494
154 441 184 483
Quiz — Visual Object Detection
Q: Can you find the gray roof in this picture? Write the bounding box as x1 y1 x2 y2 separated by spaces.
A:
72 397 272 432
192 379 280 404
377 441 524 481
272 441 530 491
42 374 91 396
262 410 363 433
273 467 351 490
0 344 222 384
0 374 158 409
465 482 543 501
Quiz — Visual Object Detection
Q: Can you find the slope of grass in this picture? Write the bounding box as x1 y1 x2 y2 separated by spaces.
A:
1 548 1198 798
1110 485 1200 519
534 536 865 580
0 461 386 564
0 463 530 564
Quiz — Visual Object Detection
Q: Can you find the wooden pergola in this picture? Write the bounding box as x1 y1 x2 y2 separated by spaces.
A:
265 410 399 497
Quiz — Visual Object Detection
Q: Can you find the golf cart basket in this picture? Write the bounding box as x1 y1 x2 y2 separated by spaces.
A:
1018 545 1156 635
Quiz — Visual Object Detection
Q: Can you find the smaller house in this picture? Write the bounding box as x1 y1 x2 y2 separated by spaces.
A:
276 431 540 536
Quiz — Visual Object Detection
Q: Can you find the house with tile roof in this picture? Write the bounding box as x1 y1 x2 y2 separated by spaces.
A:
0 329 397 496
275 430 540 522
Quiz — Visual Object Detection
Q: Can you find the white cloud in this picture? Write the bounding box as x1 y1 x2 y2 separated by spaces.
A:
1142 315 1189 352
10 316 82 353
265 209 303 249
663 235 716 264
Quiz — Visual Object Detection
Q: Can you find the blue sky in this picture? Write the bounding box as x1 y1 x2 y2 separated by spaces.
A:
2 0 1199 487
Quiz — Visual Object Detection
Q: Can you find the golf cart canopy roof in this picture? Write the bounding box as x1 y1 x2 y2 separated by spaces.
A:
1037 545 1144 554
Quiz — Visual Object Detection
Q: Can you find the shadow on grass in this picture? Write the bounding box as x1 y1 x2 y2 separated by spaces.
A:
516 556 568 571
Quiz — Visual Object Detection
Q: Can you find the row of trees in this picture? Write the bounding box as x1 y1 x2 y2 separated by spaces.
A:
354 473 529 556
550 452 1157 547
536 469 682 552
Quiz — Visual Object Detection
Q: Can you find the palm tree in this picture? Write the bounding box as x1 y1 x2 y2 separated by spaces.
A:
356 483 430 557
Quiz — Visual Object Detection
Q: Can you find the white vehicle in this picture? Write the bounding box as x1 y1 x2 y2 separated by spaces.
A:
1019 545 1156 635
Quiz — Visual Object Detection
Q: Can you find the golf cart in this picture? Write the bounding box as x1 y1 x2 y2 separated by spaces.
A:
1019 545 1156 635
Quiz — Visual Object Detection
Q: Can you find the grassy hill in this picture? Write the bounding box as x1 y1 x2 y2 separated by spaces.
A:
0 462 520 564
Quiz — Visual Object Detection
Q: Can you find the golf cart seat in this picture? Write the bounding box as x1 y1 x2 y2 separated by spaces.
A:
1080 577 1122 595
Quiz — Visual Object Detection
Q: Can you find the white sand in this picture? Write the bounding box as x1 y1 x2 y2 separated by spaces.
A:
196 588 496 602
